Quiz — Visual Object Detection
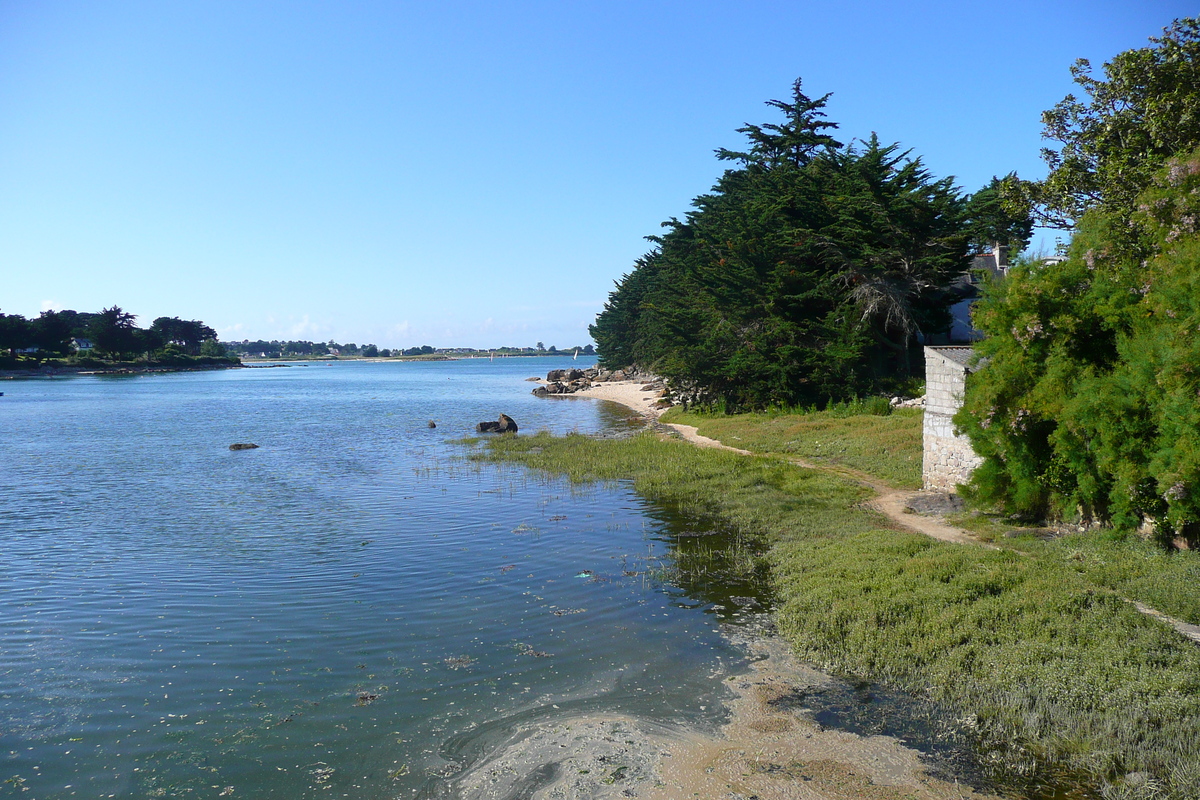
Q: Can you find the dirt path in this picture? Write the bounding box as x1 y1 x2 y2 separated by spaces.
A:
665 423 988 548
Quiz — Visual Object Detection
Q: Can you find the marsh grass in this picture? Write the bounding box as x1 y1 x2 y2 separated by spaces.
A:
476 431 1200 799
663 407 924 488
951 512 1200 626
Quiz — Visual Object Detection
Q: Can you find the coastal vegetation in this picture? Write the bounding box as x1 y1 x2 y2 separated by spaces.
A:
500 24 1200 796
473 418 1200 798
589 80 1029 411
957 19 1200 538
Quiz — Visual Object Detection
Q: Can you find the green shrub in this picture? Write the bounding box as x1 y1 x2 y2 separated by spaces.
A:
958 148 1200 541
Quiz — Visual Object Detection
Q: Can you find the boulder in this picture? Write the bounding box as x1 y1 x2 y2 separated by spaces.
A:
427 420 437 428
476 414 518 434
609 369 627 381
546 369 568 381
229 443 259 451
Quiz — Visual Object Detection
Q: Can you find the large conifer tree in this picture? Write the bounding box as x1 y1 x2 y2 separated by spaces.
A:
591 79 970 409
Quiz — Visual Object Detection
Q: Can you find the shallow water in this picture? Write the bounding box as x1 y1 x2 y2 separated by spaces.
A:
0 358 756 798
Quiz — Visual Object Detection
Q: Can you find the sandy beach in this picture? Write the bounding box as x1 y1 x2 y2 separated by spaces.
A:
573 379 672 420
454 620 1002 800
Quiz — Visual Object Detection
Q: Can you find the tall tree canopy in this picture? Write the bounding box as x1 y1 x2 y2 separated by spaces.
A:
151 316 218 355
1011 18 1200 232
90 306 140 359
591 79 972 409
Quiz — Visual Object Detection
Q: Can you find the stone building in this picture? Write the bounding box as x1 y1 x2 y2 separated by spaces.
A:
922 346 984 492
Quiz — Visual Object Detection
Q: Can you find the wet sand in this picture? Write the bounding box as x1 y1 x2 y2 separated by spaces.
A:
453 623 1001 800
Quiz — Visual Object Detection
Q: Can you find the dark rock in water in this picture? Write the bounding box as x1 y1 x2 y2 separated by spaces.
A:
427 420 437 428
476 414 518 434
229 443 260 451
524 376 541 381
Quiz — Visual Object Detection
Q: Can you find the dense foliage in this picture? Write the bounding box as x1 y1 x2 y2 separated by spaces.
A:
958 19 1200 540
1010 18 1200 232
0 306 226 362
591 80 982 410
958 148 1200 539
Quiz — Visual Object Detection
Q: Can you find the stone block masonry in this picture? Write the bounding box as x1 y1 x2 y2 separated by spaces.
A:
922 346 983 492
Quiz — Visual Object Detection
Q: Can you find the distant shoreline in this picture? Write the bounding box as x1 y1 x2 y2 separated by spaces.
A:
238 352 594 363
0 362 244 379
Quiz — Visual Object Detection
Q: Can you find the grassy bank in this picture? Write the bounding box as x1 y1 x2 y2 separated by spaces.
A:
666 403 1200 624
951 513 1200 628
471 429 1200 799
662 405 924 488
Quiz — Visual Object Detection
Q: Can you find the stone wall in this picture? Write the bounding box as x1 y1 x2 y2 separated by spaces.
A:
922 346 983 492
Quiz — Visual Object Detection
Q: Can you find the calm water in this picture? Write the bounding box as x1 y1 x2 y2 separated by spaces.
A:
0 358 759 798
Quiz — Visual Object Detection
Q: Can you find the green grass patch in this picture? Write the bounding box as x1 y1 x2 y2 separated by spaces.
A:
475 431 1200 799
951 512 1200 626
663 406 923 488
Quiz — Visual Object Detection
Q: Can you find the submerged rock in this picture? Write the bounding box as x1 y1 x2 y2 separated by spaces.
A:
229 443 260 451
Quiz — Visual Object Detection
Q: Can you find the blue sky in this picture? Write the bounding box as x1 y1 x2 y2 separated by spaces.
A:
1 1 1192 349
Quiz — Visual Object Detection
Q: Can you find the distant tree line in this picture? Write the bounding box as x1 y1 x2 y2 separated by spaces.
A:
589 79 1028 411
224 340 597 358
0 306 227 363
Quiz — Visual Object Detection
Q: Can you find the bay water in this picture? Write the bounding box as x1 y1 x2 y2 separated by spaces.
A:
0 358 754 798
